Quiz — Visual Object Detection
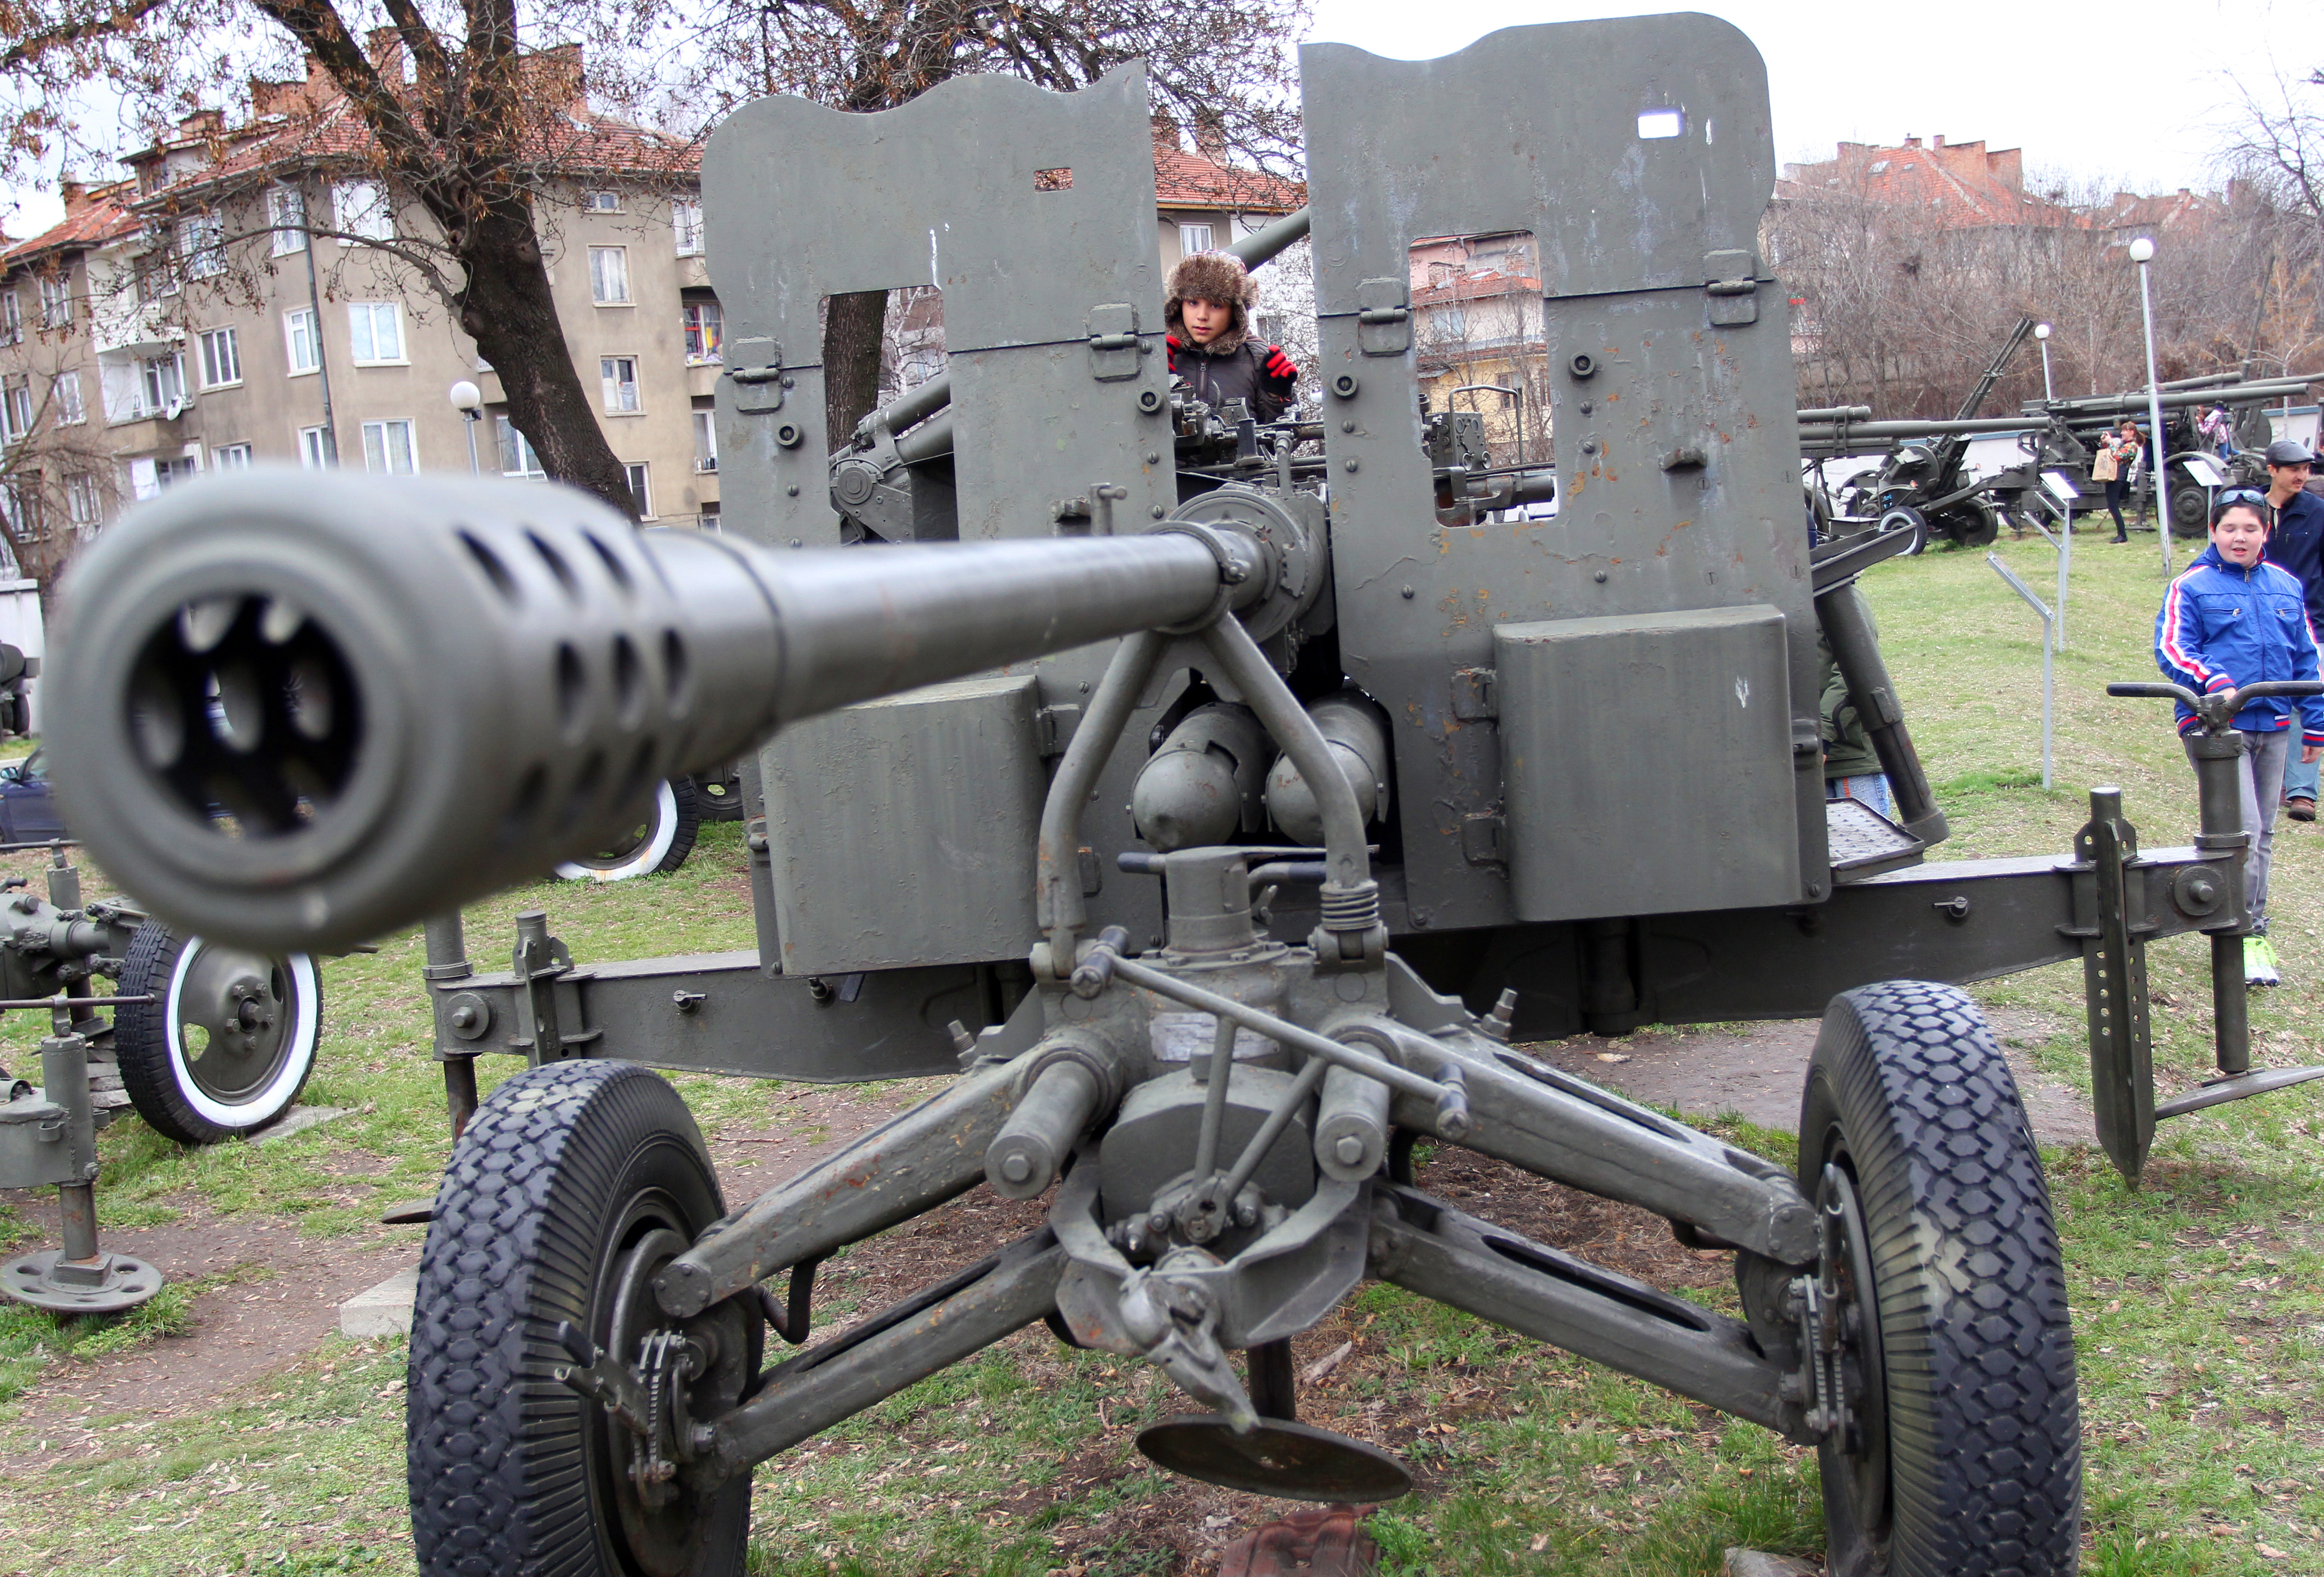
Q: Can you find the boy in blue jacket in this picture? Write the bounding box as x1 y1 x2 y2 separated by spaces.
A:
2156 489 2324 984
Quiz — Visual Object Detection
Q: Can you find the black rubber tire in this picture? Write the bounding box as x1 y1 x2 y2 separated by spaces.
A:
1936 496 2001 549
408 1058 758 1577
2169 479 2210 539
1800 981 2080 1577
113 921 322 1145
690 766 747 823
556 778 701 882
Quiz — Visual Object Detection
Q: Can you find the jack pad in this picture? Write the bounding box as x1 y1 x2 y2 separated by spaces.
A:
1 1249 165 1314
1137 1415 1411 1502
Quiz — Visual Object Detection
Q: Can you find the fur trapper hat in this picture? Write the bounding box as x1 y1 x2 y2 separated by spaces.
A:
1165 251 1259 354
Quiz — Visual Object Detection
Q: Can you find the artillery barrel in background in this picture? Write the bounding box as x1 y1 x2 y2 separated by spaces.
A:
46 472 1248 955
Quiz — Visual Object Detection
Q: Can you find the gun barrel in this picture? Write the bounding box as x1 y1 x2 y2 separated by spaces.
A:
1797 418 2035 439
2025 379 2315 419
46 473 1240 954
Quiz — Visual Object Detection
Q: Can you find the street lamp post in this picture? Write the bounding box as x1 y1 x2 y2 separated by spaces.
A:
2129 237 2171 572
2034 321 2054 404
449 380 484 476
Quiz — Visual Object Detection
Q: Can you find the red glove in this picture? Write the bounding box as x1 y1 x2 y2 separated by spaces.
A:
1165 334 1183 374
1261 346 1298 387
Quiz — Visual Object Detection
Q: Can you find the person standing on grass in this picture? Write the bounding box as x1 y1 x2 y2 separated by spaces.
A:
2095 421 2139 543
2155 490 2324 986
2262 439 2324 822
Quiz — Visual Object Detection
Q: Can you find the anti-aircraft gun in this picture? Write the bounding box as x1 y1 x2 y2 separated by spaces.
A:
2007 371 2321 536
1799 317 2036 549
43 15 2324 1574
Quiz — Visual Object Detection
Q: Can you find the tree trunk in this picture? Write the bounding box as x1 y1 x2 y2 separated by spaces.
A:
453 204 639 519
824 288 890 448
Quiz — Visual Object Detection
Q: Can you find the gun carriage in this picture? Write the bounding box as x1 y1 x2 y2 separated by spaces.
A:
38 14 2324 1574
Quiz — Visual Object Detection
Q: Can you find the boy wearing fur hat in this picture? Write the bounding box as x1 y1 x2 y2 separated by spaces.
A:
1166 250 1300 423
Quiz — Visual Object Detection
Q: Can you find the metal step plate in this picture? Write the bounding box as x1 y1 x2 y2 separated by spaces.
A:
1827 796 1926 882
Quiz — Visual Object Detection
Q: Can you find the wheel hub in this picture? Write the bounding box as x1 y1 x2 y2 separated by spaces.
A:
1810 1160 1889 1540
573 1219 755 1577
175 945 292 1098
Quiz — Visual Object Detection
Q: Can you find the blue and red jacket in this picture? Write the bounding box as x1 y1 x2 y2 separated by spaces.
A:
2155 543 2324 743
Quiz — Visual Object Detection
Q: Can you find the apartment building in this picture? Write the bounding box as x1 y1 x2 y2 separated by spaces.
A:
0 46 720 586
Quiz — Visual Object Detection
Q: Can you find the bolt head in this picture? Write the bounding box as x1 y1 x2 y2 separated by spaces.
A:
450 1003 481 1029
998 1151 1034 1184
1333 1134 1367 1167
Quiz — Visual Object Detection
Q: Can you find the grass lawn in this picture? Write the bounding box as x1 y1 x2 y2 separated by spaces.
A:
1 516 2322 1575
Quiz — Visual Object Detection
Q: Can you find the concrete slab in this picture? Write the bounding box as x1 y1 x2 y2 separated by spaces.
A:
249 1105 355 1146
339 1266 418 1339
1724 1552 1818 1577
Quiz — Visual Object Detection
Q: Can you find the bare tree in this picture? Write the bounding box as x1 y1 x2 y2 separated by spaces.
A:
665 0 1310 445
0 341 120 589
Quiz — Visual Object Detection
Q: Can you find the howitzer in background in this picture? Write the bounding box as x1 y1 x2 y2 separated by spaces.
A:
47 14 2321 1574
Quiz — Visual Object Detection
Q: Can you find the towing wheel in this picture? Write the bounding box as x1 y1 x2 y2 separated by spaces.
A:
1935 496 2001 549
1799 981 2080 1577
556 778 701 882
690 766 747 823
114 923 321 1145
2169 480 2210 539
409 1059 759 1577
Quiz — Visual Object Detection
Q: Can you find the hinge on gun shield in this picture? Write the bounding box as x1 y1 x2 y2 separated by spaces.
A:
1704 252 1760 327
1356 279 1412 356
1451 667 1498 721
727 338 786 413
1086 304 1144 382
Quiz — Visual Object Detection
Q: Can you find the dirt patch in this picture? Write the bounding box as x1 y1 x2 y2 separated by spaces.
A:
0 1197 423 1471
1521 1009 2094 1148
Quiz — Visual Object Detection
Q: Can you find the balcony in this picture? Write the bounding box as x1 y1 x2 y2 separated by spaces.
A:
93 302 186 358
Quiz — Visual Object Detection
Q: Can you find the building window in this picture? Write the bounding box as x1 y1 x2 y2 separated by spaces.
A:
361 418 416 474
625 462 652 518
64 473 100 528
2 480 45 545
1179 222 1213 254
682 300 722 363
583 190 621 212
54 370 83 425
496 415 544 477
198 326 241 388
37 274 69 328
135 249 179 302
137 353 187 417
600 356 640 412
589 247 631 304
213 443 253 470
672 199 704 256
181 213 225 280
333 179 392 242
693 409 718 472
285 307 321 374
0 293 18 346
0 377 31 442
270 185 308 255
348 301 404 364
298 425 332 469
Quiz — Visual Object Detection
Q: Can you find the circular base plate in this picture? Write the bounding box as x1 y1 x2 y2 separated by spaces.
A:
1137 1415 1412 1503
1 1249 165 1314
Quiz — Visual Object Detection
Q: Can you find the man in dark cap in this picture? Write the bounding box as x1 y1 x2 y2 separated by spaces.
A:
2264 437 2324 819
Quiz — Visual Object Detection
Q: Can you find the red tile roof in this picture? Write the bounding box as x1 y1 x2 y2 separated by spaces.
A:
2 184 139 267
1152 139 1303 212
1412 268 1538 308
1777 136 2082 231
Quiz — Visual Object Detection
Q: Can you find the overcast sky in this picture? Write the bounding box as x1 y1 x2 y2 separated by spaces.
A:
2 0 2308 240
